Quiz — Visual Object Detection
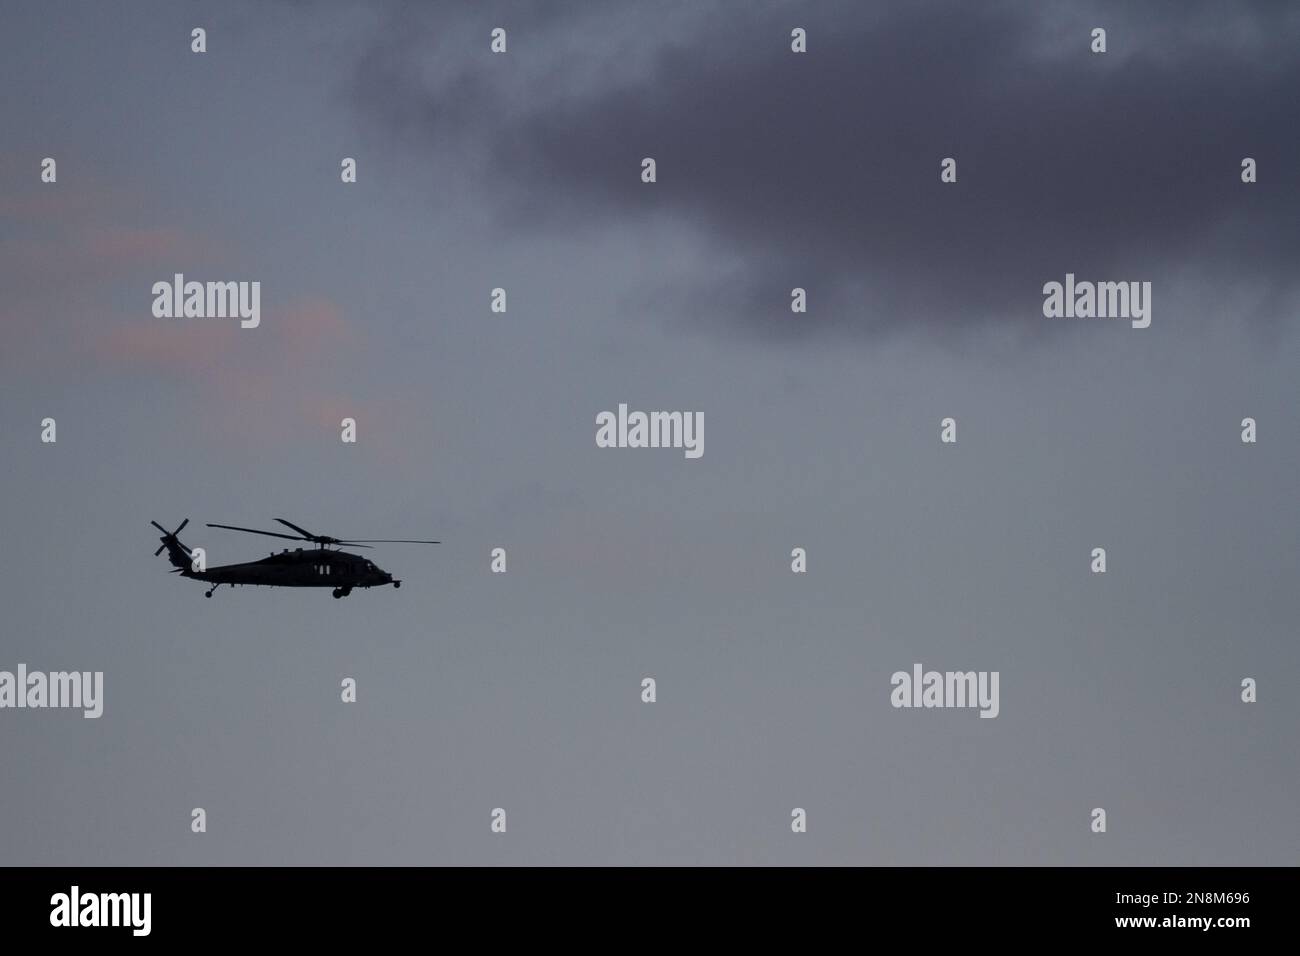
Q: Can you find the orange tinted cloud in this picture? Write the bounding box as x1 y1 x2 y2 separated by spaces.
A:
92 296 352 377
78 225 215 268
92 322 237 378
88 295 376 447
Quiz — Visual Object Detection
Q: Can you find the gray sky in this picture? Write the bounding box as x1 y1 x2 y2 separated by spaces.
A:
1 0 1296 865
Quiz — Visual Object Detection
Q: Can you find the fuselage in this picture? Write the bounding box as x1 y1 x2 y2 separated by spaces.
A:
180 547 395 589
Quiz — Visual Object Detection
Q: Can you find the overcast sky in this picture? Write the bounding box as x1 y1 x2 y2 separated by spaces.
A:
1 0 1296 864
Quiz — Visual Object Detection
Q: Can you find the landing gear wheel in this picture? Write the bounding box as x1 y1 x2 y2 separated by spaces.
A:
205 590 213 598
332 588 343 599
393 580 401 589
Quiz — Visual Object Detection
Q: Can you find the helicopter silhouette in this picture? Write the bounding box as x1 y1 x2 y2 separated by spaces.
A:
151 518 439 598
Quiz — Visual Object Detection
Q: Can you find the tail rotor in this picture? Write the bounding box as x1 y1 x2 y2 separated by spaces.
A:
151 519 192 565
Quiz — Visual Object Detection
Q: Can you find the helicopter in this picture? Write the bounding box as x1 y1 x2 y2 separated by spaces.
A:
150 518 439 598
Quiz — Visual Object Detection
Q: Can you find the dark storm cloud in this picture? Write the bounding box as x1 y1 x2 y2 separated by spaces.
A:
351 0 1300 341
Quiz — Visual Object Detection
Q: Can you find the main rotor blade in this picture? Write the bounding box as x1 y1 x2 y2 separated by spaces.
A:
340 539 441 545
150 520 168 534
173 518 189 535
206 523 305 541
336 543 374 549
274 518 319 539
